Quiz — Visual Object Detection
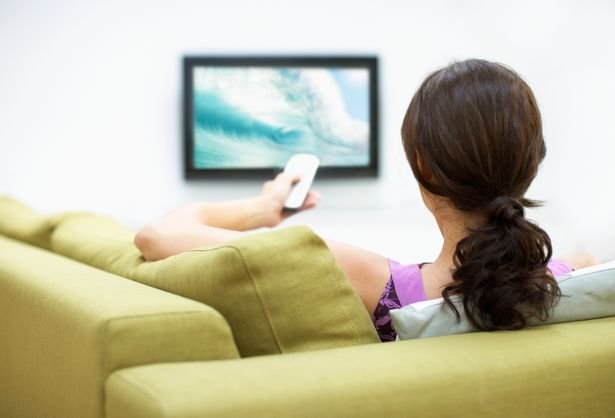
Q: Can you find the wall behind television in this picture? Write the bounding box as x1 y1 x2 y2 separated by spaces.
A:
1 0 614 261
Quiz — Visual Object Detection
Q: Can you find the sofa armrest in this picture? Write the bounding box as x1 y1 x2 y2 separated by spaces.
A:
106 317 615 418
0 236 239 418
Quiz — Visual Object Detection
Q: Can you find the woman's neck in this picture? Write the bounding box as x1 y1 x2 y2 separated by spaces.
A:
434 205 479 265
433 229 462 268
421 203 484 298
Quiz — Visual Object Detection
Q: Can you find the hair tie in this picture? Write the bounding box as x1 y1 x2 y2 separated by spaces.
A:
487 196 525 224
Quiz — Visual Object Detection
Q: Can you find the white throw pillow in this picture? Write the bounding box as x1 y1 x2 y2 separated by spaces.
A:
390 260 615 340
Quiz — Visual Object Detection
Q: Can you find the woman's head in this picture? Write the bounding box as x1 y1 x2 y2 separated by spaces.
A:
402 59 545 211
402 59 560 330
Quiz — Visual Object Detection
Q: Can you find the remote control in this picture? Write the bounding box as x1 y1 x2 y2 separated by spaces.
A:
283 154 320 210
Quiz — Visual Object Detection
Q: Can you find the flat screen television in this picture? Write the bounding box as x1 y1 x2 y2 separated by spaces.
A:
183 56 378 178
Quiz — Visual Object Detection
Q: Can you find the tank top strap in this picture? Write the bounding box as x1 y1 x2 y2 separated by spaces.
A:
547 259 574 276
387 259 428 306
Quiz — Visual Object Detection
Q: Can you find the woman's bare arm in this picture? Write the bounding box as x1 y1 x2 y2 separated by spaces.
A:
134 203 247 262
135 173 311 261
325 240 390 314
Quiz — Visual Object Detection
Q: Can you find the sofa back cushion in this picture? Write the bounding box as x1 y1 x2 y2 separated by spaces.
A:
50 212 144 274
133 227 380 356
50 212 380 357
0 196 53 248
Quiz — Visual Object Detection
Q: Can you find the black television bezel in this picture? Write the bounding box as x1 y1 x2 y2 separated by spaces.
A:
183 56 379 179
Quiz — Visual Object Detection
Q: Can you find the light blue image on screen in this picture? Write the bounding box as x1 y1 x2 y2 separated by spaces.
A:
192 66 370 168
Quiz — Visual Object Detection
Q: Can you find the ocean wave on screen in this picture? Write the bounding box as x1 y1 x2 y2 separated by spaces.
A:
192 67 369 168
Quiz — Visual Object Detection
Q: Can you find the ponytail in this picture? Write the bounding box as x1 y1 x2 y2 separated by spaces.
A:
442 197 561 330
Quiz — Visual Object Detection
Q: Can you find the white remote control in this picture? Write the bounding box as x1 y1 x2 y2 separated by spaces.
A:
283 153 320 210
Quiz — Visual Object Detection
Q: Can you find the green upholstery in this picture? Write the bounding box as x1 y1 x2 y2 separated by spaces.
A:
50 214 380 357
50 212 144 274
106 317 615 418
133 228 380 356
3 197 615 418
0 196 53 248
0 235 239 418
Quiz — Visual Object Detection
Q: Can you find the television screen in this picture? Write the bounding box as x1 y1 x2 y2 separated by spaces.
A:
183 56 378 178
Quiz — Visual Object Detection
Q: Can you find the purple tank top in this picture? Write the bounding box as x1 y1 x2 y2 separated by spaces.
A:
372 259 573 342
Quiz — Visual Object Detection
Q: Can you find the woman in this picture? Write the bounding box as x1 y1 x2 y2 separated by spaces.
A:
135 59 597 342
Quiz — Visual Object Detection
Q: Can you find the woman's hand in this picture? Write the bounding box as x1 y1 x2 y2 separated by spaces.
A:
258 172 321 227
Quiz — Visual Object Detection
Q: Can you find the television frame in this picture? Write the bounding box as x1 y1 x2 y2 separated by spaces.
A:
183 56 379 179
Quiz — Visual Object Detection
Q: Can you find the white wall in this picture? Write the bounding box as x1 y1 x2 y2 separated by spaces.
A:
1 0 614 262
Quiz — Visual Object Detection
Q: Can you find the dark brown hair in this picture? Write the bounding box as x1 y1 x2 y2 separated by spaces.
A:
401 59 560 330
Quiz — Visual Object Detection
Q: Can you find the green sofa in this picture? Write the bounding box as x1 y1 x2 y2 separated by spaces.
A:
1 196 614 418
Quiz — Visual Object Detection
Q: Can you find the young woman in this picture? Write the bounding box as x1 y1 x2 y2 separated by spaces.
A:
135 59 598 342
